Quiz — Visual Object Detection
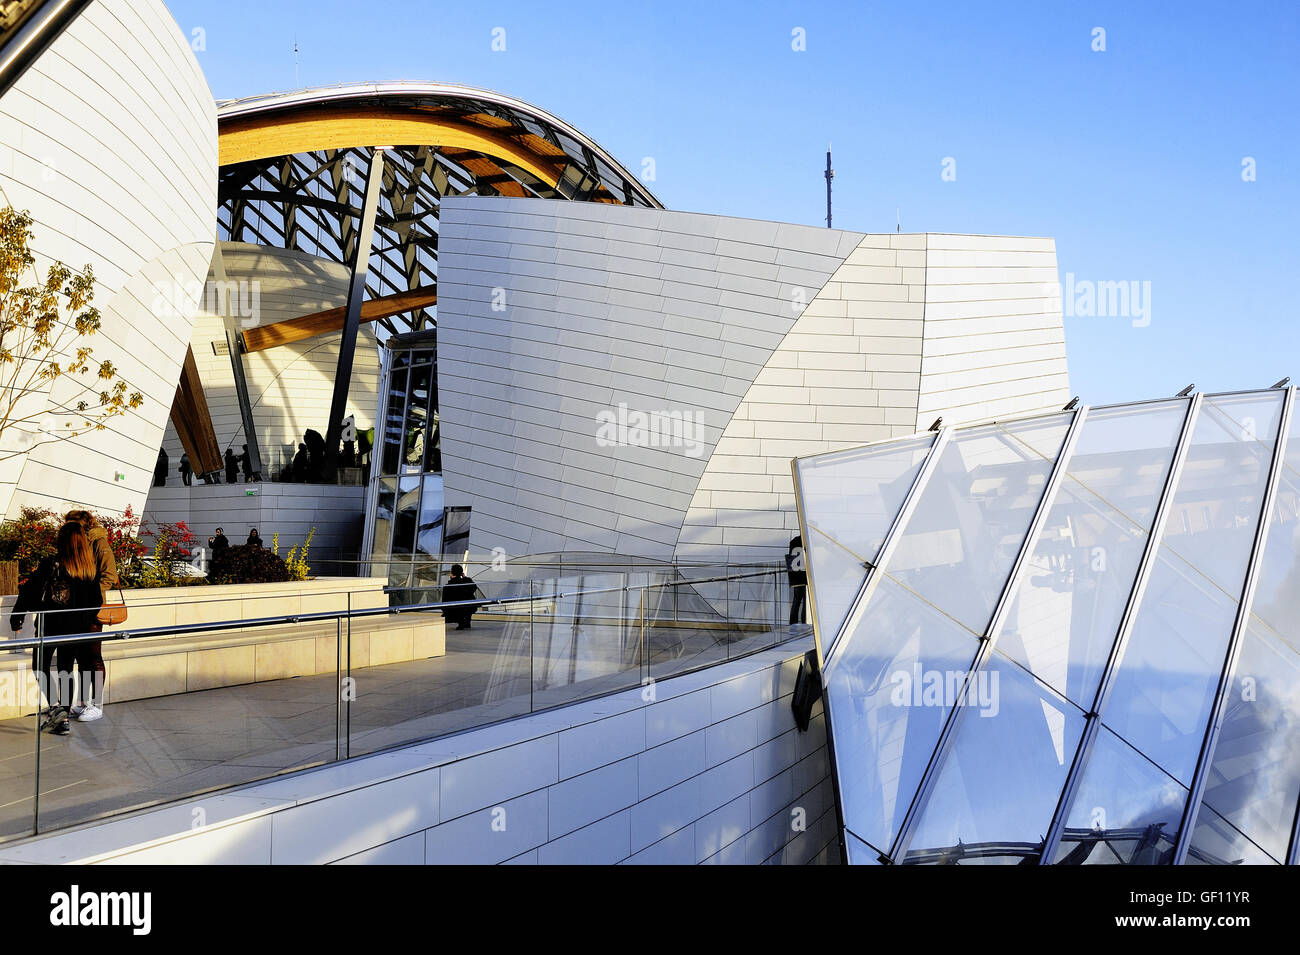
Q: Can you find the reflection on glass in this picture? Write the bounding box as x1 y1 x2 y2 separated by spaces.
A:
1245 405 1300 646
393 477 420 557
999 402 1186 708
1197 622 1300 861
796 434 934 652
845 830 885 865
371 478 395 563
381 366 409 475
886 415 1070 634
825 575 979 852
1185 803 1278 865
1105 392 1283 784
416 474 445 557
405 364 431 468
1053 728 1185 864
903 653 1085 865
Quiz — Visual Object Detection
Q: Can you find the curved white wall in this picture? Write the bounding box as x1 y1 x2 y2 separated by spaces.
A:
0 0 217 518
437 198 1069 566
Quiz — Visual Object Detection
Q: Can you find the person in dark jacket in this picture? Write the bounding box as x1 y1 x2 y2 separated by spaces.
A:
210 527 230 559
246 528 263 548
154 448 168 487
63 511 119 720
10 523 104 734
786 535 807 629
291 443 310 482
441 564 480 630
178 454 193 487
224 449 239 484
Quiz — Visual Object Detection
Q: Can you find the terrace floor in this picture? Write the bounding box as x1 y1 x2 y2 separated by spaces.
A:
0 616 799 841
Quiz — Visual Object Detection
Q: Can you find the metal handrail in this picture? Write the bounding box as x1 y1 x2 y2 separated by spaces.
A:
1 567 782 652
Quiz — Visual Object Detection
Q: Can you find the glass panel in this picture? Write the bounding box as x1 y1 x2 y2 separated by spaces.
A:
1245 404 1300 645
404 364 432 470
1197 621 1300 861
412 475 446 602
796 434 934 651
824 575 980 852
1104 392 1284 784
392 477 420 589
903 653 1085 865
380 367 409 475
845 830 885 865
1186 803 1278 865
999 401 1187 708
1052 727 1185 865
886 415 1071 634
371 478 396 566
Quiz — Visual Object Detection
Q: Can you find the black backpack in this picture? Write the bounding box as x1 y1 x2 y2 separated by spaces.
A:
41 560 73 609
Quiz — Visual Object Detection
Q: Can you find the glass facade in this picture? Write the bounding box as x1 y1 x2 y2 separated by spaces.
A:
795 388 1300 864
363 335 457 593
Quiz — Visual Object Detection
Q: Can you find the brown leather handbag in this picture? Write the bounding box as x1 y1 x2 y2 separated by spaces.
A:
98 586 127 626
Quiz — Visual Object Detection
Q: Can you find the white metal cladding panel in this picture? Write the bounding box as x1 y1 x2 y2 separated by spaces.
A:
437 197 862 558
915 235 1070 427
0 0 218 518
675 234 927 564
155 245 381 478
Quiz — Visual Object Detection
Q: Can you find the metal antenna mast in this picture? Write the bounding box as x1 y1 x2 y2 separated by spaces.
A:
824 145 833 228
293 36 299 87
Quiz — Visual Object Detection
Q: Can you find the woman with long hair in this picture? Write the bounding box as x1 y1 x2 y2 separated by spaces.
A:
8 522 104 735
64 509 119 721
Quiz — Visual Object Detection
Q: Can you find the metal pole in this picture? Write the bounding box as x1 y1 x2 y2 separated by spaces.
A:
324 146 386 479
334 615 342 762
345 590 352 759
1172 386 1294 865
31 611 43 835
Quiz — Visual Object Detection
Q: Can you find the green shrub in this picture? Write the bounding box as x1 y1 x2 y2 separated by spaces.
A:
209 543 289 585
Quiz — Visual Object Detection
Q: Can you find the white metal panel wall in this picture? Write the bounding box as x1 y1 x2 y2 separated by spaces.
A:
677 234 929 562
436 197 860 559
0 0 218 518
917 234 1070 427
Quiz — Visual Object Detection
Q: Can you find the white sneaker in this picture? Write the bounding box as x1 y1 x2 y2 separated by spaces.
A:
75 704 103 722
69 704 86 718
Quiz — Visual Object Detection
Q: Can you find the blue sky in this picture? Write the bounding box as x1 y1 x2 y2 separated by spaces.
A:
167 0 1299 404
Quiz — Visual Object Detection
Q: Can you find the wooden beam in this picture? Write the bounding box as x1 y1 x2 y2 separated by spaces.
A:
219 106 566 189
168 345 223 476
240 286 437 352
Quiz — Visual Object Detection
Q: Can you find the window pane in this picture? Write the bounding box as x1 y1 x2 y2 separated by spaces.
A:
404 364 432 469
1185 803 1278 865
1196 621 1300 861
1104 392 1284 784
903 653 1085 865
845 830 884 865
824 575 980 852
1245 405 1300 646
797 435 934 652
416 474 446 558
380 367 409 475
998 402 1186 708
393 477 420 556
371 478 396 565
1052 728 1185 865
886 415 1071 634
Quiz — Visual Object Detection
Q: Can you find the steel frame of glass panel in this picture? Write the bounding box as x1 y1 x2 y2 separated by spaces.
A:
1036 393 1202 863
1172 386 1296 864
798 387 1300 865
887 406 1089 862
792 427 949 863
